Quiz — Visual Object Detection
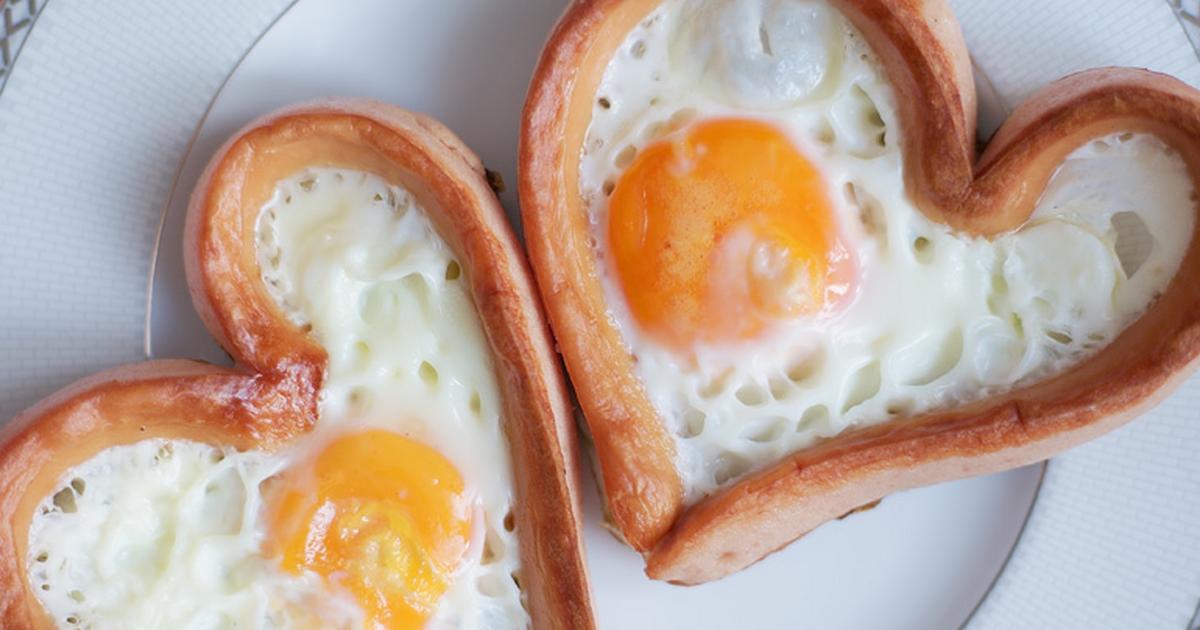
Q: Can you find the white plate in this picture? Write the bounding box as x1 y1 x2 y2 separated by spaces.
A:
1 1 1198 628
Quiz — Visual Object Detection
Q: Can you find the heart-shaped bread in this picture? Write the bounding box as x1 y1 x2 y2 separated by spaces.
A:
520 0 1200 584
0 100 593 628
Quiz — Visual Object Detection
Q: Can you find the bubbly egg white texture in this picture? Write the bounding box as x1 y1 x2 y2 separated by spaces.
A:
581 0 1195 500
28 168 526 629
258 168 525 629
26 440 363 629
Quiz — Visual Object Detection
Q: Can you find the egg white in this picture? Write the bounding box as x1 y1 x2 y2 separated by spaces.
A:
258 168 525 629
28 168 527 629
26 440 363 629
581 0 1195 500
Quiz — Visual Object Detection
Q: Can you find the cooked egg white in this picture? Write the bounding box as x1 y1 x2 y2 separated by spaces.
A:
258 168 525 630
28 168 527 629
26 440 363 629
581 0 1195 500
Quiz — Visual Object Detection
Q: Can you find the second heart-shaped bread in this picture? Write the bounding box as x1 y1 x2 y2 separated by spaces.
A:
521 0 1200 584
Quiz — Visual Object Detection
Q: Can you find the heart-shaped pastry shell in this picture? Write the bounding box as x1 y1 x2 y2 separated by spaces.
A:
0 100 594 629
520 0 1200 584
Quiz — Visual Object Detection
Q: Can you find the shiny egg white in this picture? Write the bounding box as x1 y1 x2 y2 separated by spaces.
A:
580 0 1195 501
27 169 527 629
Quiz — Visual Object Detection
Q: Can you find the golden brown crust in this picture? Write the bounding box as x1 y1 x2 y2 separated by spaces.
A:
520 0 1200 584
2 100 594 628
521 0 686 553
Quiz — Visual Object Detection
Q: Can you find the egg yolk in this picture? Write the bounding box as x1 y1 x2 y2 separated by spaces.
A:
608 118 854 351
267 429 475 629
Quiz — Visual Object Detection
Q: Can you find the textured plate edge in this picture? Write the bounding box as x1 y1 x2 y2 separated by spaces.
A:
141 0 301 357
1169 0 1200 59
0 0 47 96
960 463 1048 629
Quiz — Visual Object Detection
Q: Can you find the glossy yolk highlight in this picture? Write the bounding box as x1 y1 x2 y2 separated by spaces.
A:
267 429 475 629
608 118 854 351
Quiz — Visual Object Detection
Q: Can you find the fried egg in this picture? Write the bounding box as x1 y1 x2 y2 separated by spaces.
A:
580 0 1195 500
27 168 526 628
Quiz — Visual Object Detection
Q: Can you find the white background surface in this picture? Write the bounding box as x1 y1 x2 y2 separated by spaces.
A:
1 1 1198 628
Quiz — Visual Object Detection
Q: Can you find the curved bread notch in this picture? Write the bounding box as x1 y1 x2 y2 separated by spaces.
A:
521 0 1200 584
1 100 594 628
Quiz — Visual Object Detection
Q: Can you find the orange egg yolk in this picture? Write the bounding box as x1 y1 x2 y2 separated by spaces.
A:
608 118 854 351
267 429 475 629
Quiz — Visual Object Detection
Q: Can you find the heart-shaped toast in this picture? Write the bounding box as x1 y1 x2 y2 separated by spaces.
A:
0 100 593 628
520 0 1200 584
